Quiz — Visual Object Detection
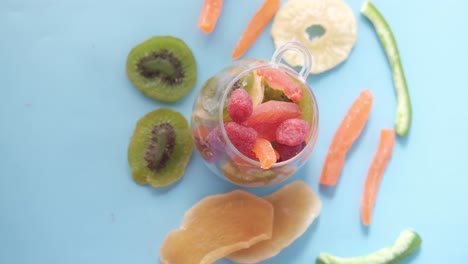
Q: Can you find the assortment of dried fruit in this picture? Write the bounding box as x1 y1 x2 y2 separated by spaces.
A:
223 68 313 167
190 62 319 187
123 0 419 263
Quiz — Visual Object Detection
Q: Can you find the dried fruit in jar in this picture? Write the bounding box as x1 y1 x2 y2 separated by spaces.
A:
228 88 253 123
275 118 310 146
224 122 258 158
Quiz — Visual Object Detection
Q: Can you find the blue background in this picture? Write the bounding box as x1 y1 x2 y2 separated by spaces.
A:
1 0 467 263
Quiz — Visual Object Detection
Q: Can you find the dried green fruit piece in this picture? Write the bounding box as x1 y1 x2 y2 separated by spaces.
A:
126 36 197 102
361 1 412 136
200 77 220 114
128 108 193 187
262 82 292 103
316 230 422 264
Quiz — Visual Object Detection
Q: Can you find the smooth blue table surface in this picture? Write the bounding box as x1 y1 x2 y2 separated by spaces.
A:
1 0 467 263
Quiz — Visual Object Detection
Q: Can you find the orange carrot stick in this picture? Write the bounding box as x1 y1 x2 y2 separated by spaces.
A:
252 138 277 169
231 0 280 59
319 90 373 186
361 129 395 226
198 0 223 33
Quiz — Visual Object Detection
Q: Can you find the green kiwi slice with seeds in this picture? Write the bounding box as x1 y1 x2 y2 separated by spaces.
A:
128 108 193 187
126 36 197 102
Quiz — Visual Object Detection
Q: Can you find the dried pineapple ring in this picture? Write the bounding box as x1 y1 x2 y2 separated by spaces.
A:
271 0 357 74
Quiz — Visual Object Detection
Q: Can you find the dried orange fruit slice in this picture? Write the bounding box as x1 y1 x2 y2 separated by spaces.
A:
160 190 274 264
227 181 321 263
252 138 277 169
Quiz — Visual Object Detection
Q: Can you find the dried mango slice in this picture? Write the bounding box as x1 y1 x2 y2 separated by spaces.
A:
271 0 357 74
160 190 274 264
227 181 322 263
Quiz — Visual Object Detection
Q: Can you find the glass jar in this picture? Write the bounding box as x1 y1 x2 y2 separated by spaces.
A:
191 42 319 187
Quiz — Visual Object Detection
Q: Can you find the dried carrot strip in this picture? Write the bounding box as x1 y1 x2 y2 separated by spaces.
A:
361 129 395 226
198 0 223 33
319 90 373 186
231 0 280 59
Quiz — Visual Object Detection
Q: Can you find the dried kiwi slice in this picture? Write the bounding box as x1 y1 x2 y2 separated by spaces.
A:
201 77 220 114
262 82 292 103
126 36 197 102
128 108 193 187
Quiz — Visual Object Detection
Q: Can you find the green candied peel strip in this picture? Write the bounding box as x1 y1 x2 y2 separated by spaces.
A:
361 1 412 137
316 230 422 264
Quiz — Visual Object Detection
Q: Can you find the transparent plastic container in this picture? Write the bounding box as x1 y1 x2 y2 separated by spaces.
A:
191 42 319 187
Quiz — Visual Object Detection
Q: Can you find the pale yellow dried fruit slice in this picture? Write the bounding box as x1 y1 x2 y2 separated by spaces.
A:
248 70 264 106
227 181 322 263
271 0 357 74
160 190 274 264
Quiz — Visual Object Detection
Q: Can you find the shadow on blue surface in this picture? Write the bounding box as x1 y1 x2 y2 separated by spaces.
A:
402 246 422 264
360 222 370 236
319 184 337 198
397 127 411 147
